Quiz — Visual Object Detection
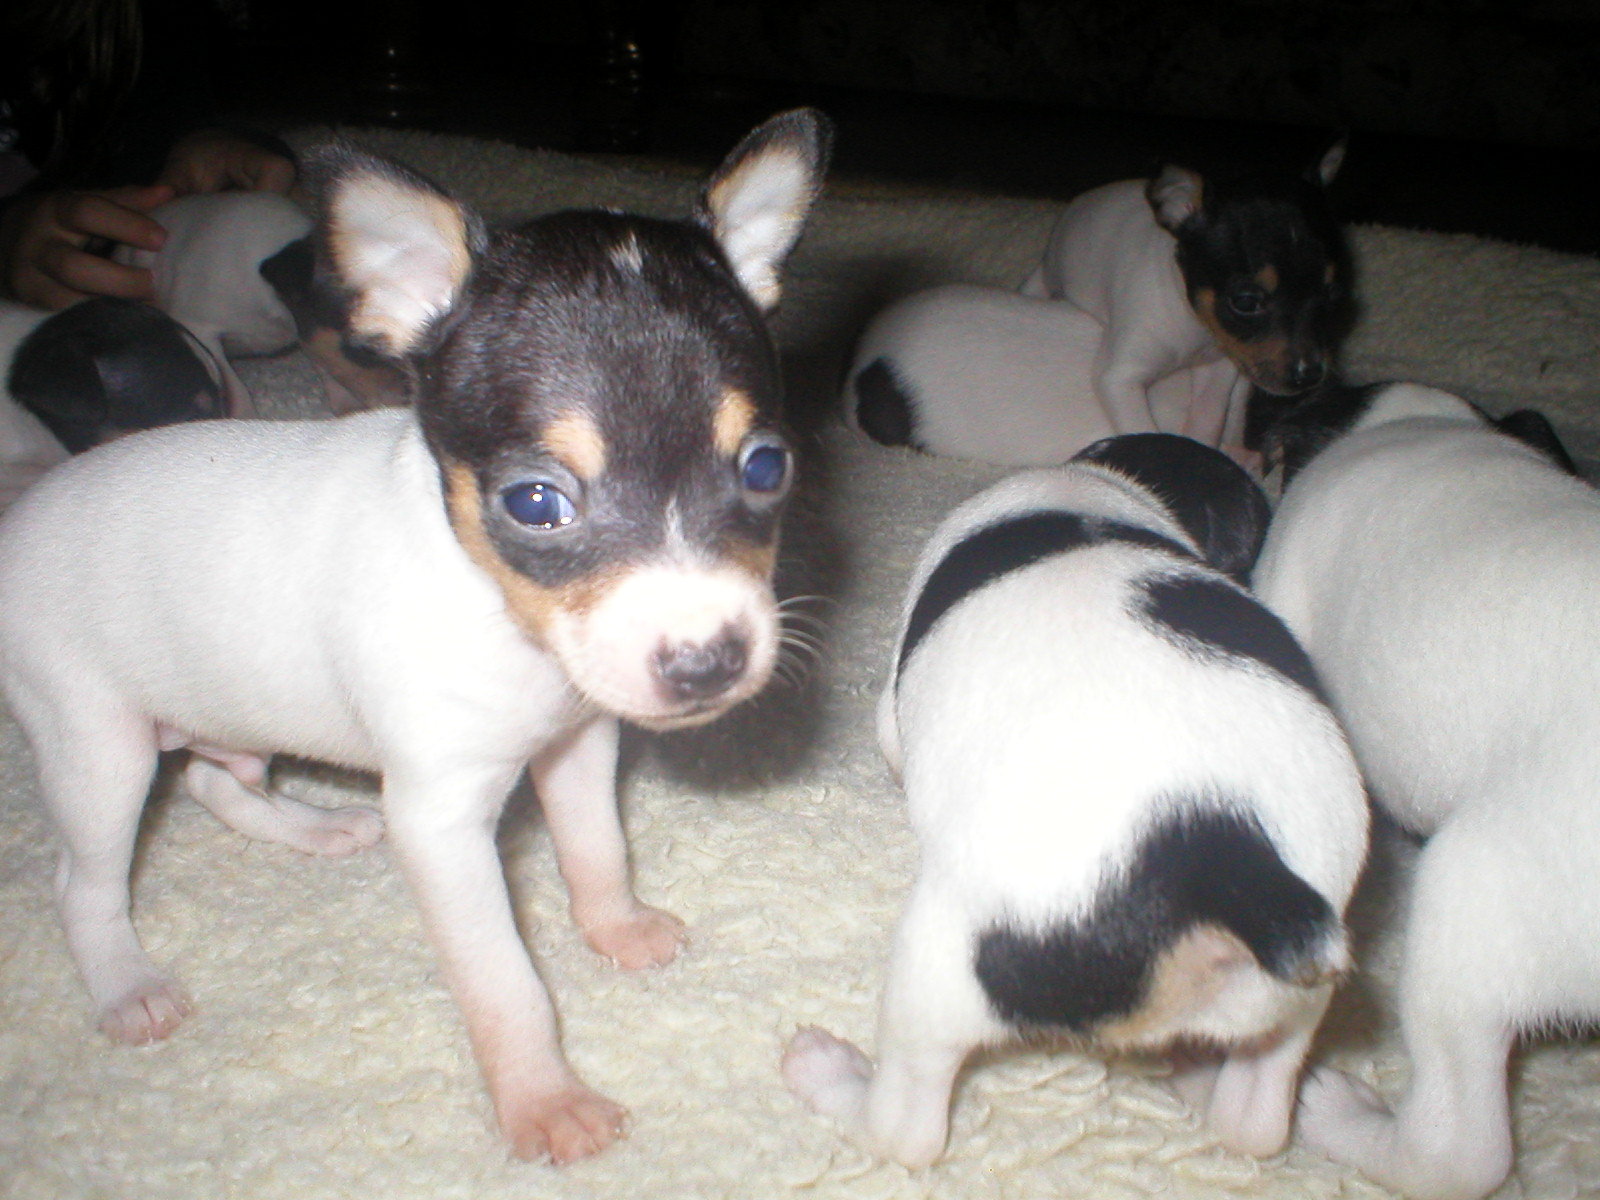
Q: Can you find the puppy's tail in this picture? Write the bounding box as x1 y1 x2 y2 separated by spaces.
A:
975 808 1347 1034
1159 808 1349 988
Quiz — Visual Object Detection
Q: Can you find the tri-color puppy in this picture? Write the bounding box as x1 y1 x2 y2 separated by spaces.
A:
784 433 1368 1167
0 109 830 1163
1019 144 1349 447
843 282 1230 463
1252 383 1597 1200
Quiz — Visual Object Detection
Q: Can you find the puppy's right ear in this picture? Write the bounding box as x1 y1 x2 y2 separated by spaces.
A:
1147 165 1204 232
306 145 487 358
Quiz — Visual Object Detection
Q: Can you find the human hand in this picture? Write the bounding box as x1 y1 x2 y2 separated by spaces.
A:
157 129 297 196
0 185 174 310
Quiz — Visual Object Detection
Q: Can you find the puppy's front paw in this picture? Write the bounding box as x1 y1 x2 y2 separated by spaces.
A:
1297 1066 1390 1155
98 975 194 1044
782 1025 873 1120
502 1085 628 1164
583 905 686 971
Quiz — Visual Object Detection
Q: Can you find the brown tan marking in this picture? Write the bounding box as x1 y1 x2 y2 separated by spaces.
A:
1193 288 1294 390
543 409 608 480
442 461 627 645
719 537 778 583
1096 924 1255 1049
714 388 757 460
1255 264 1279 292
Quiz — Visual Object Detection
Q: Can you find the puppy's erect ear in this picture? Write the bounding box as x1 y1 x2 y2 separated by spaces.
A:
698 108 832 312
1147 165 1204 232
1308 137 1347 188
306 145 486 358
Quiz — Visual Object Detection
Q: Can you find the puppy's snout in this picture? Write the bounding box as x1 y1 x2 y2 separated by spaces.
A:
1286 358 1326 393
655 630 749 701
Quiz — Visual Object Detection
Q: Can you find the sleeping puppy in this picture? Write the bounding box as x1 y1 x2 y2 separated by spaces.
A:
843 283 1233 464
1252 382 1599 1200
0 109 830 1164
2 297 224 510
784 433 1368 1167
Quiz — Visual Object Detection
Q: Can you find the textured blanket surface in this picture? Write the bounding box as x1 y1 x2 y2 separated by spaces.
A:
4 127 1600 1200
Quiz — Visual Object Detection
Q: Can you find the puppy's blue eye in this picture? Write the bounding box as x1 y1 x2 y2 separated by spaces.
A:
502 482 576 529
741 444 790 494
1229 291 1266 317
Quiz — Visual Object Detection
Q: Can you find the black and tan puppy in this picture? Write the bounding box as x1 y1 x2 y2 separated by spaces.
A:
0 109 830 1163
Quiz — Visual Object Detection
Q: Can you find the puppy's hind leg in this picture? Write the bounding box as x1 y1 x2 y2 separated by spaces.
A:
1299 820 1517 1200
785 881 987 1167
183 753 383 857
1204 984 1330 1156
22 699 190 1043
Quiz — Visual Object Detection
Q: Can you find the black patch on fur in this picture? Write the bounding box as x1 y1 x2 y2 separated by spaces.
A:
852 357 921 449
898 510 1196 675
1493 408 1579 476
1251 376 1381 485
8 298 223 451
975 807 1338 1032
1072 433 1271 583
1135 572 1324 698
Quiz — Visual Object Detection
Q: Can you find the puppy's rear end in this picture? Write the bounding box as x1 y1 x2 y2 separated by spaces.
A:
787 434 1366 1168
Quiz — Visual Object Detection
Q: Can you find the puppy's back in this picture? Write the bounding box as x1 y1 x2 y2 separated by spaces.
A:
1257 398 1600 832
890 463 1365 1048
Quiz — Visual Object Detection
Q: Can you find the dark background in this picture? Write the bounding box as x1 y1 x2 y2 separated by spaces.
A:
216 0 1598 253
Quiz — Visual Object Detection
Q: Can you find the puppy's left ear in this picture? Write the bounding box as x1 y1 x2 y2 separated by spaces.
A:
1147 165 1204 233
698 108 833 312
1307 137 1347 188
307 144 487 358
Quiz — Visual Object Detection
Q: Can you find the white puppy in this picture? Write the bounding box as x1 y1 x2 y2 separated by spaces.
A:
1253 382 1600 1200
842 283 1232 464
784 433 1368 1167
0 110 830 1164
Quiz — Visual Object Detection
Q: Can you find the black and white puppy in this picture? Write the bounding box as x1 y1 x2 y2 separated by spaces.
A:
2 297 223 509
784 433 1368 1166
1252 382 1597 1200
0 110 830 1164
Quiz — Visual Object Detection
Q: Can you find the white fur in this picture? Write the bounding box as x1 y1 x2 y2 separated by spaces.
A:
1021 179 1247 443
1254 382 1600 1200
114 192 312 414
844 283 1239 464
705 147 815 311
0 301 68 512
0 408 751 1163
786 465 1367 1167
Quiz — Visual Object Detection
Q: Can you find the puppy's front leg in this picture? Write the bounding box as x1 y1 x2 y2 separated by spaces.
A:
385 760 625 1163
1094 334 1165 436
533 715 685 970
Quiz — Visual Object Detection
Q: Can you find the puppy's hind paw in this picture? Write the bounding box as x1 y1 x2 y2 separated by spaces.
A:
502 1085 628 1164
1297 1066 1391 1157
782 1026 873 1120
294 803 385 857
583 904 686 971
98 975 194 1045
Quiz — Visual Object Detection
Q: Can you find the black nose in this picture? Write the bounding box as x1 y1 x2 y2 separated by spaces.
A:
655 633 749 701
1286 359 1326 392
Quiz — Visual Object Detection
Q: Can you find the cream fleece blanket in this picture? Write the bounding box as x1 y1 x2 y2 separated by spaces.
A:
4 127 1600 1200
